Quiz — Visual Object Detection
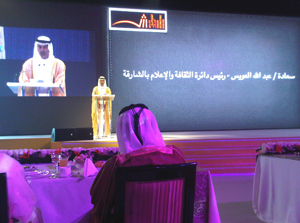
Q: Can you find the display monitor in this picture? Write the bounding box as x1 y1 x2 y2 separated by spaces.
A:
0 26 95 97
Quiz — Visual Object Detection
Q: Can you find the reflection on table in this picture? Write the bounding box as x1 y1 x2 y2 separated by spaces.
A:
24 164 220 223
253 154 300 223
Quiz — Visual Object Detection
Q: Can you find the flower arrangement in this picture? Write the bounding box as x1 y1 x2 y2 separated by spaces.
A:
257 141 300 154
0 147 119 164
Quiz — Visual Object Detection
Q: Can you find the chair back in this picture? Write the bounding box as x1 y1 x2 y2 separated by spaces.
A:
114 162 196 223
0 172 9 223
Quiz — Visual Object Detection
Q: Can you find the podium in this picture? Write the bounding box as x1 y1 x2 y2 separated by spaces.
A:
7 82 64 97
92 94 115 139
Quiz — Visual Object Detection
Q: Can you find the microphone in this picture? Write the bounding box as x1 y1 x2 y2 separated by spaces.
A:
14 73 18 82
15 69 33 82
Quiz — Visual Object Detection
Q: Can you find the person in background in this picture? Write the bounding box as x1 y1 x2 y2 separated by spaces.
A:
91 76 112 139
0 152 43 223
18 36 66 97
90 104 186 223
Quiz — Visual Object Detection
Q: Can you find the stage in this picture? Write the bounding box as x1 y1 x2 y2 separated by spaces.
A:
1 129 300 174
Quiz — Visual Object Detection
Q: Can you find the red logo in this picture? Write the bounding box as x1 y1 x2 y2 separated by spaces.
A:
109 8 167 33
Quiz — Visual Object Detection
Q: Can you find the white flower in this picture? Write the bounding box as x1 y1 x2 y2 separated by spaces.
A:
261 143 267 153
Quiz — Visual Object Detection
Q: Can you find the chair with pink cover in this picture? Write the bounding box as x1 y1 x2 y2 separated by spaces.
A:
114 162 196 223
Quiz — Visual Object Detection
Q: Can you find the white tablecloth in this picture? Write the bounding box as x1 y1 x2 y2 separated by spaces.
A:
25 163 95 223
253 154 300 223
25 164 220 223
194 168 220 223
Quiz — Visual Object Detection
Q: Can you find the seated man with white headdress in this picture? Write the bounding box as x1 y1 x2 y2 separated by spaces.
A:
18 36 66 96
0 153 43 223
90 104 186 223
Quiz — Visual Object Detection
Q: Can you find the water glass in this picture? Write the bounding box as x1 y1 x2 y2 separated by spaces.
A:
51 154 61 175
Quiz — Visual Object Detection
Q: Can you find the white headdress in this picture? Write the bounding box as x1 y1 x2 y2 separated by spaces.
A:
116 104 165 154
33 36 54 59
32 36 55 82
0 153 37 223
98 76 107 95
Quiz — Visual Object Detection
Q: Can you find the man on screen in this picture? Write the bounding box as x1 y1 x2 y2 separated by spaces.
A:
17 36 66 96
